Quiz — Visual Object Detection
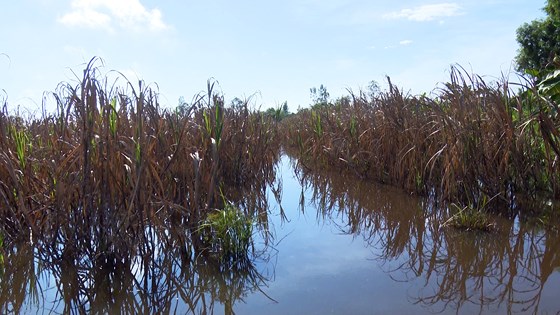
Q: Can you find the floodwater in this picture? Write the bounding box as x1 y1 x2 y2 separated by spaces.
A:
1 155 560 314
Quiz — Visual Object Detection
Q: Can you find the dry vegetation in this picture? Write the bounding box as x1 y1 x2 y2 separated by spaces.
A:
1 57 560 312
0 58 281 259
1 59 559 251
290 155 559 314
282 67 560 217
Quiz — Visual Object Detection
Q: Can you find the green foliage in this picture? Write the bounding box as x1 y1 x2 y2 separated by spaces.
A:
545 0 560 18
202 109 210 135
444 204 496 232
263 101 290 122
214 99 224 147
134 141 141 164
349 115 357 139
10 125 29 169
537 69 560 103
109 98 118 137
311 110 322 137
201 204 253 261
516 1 560 74
200 98 225 147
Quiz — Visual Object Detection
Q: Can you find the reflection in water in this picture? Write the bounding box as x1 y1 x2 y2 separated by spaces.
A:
1 155 559 314
0 162 281 314
0 236 274 314
293 157 560 315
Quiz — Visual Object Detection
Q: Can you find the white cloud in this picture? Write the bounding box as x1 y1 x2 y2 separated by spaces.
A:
399 39 413 45
58 0 169 32
59 7 111 30
384 3 463 22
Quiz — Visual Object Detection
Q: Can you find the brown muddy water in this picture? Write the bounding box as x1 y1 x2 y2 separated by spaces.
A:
1 155 559 314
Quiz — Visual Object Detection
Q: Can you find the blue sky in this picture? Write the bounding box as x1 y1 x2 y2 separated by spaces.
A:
0 0 546 113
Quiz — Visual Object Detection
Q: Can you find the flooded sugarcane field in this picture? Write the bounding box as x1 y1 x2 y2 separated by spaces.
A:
1 60 560 314
1 155 559 314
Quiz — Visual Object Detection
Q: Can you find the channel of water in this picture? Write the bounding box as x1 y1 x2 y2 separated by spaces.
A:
0 155 559 314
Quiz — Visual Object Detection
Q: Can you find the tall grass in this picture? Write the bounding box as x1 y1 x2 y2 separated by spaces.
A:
290 153 559 314
282 66 560 216
0 58 280 259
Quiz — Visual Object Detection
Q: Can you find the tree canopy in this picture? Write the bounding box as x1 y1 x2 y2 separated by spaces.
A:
310 84 330 107
516 0 560 74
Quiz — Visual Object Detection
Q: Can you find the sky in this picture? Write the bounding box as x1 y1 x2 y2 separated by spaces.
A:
0 0 546 113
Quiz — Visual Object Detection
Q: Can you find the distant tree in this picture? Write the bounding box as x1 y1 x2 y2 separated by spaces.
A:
264 107 277 117
310 84 330 107
230 97 245 109
516 0 560 74
263 101 290 121
282 101 289 115
176 96 190 116
334 96 351 108
368 80 380 98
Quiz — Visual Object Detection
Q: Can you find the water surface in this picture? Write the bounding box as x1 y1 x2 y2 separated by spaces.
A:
234 156 560 314
1 155 559 314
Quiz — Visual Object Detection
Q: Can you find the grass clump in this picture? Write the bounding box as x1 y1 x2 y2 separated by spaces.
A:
200 203 253 261
444 204 496 232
